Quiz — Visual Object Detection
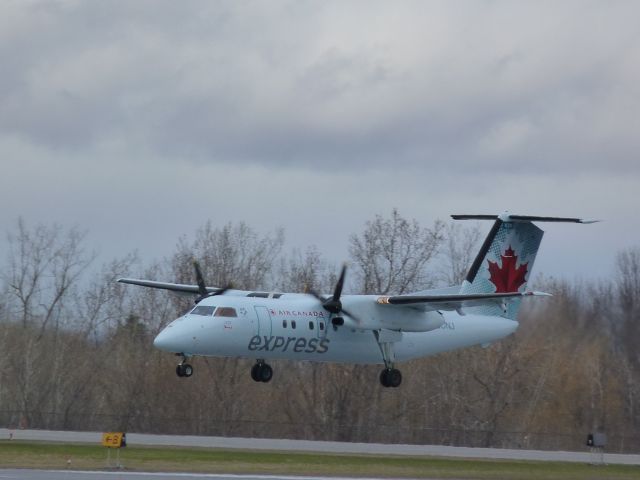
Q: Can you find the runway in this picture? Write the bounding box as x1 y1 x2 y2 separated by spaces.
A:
1 428 639 465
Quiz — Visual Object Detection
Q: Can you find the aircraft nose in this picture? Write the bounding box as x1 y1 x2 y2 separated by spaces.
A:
504 319 519 335
153 326 175 352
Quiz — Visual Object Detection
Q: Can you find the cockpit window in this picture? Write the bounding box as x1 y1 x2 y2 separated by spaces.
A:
214 307 237 318
191 305 215 316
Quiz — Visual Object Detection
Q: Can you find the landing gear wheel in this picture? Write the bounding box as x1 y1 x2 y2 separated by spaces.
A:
251 363 260 382
251 362 273 383
259 363 273 382
176 363 193 378
380 368 402 388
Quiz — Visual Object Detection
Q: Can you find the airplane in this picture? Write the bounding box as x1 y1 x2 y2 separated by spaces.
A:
118 212 595 387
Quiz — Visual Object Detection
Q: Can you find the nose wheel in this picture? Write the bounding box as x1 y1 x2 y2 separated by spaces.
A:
250 360 273 383
176 355 193 378
176 363 193 377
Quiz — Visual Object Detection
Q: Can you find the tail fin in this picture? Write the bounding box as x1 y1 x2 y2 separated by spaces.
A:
453 213 594 320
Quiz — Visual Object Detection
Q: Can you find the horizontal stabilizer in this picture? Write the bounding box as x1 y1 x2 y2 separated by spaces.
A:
451 214 598 224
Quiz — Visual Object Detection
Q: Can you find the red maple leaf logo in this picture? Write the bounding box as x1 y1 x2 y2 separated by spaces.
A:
487 246 528 293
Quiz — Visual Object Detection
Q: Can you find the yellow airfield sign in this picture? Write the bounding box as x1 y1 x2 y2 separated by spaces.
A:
101 432 125 448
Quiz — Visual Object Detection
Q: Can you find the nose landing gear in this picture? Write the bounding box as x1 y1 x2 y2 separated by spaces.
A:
176 354 193 378
176 363 193 377
250 360 273 383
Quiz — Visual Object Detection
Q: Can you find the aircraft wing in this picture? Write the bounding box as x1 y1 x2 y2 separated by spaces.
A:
376 291 551 311
117 278 222 295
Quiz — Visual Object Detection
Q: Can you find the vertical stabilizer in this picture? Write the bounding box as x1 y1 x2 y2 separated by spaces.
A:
454 213 544 320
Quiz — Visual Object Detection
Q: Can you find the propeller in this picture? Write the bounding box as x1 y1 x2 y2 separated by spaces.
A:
193 260 232 303
308 264 359 324
193 260 208 298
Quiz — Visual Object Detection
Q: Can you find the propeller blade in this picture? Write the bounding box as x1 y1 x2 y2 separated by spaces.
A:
193 260 208 297
341 307 362 325
333 264 347 302
307 264 355 321
323 298 342 314
323 263 348 313
308 288 328 303
210 284 233 297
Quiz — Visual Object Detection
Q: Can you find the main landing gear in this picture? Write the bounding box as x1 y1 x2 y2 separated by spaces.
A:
176 354 193 378
374 330 403 388
379 368 402 388
251 360 273 383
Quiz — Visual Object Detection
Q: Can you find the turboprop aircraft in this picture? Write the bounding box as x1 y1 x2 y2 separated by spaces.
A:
118 213 594 388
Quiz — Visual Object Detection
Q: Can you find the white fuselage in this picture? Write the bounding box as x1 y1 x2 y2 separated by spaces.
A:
153 293 519 365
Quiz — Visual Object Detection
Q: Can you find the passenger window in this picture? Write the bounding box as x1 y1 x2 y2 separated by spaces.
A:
309 321 314 330
191 305 215 316
283 319 288 328
292 320 297 329
214 307 237 318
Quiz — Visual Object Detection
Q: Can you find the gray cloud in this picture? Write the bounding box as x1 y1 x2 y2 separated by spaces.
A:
2 1 638 174
0 0 638 279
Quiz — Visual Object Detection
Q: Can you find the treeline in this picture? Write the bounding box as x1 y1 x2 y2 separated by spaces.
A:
0 212 638 453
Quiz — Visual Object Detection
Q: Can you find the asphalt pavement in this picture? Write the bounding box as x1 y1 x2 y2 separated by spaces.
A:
1 428 639 465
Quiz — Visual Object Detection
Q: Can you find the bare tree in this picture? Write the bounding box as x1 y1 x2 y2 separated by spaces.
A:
276 245 337 294
3 218 95 333
615 247 640 365
0 219 95 428
73 252 141 341
612 247 640 436
2 213 640 452
438 222 482 286
172 221 284 291
349 209 444 294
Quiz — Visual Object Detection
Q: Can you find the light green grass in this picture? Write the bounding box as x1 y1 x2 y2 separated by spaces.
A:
0 441 637 479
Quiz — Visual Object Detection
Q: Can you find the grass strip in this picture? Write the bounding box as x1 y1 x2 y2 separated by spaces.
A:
0 440 638 480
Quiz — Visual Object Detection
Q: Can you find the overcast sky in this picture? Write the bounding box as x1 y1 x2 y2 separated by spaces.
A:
0 0 638 283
